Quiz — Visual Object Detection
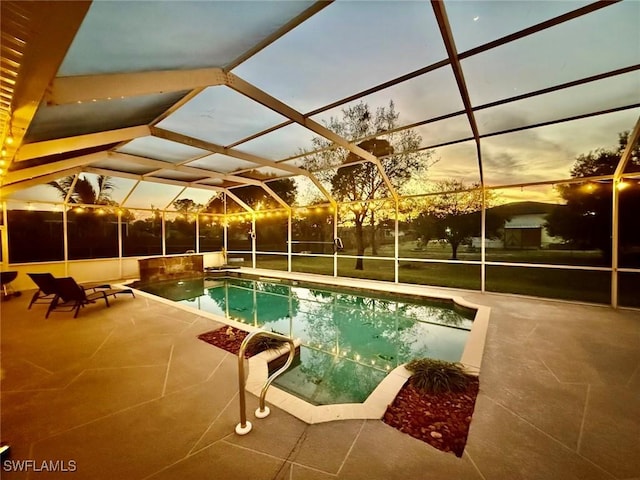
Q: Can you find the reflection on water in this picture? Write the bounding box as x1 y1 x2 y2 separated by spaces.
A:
137 276 473 405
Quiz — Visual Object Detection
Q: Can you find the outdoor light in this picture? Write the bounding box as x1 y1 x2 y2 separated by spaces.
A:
616 180 629 191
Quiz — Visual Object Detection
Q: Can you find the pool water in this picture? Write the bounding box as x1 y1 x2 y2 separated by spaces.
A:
138 277 474 405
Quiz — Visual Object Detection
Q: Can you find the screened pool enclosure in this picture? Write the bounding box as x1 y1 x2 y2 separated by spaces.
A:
0 0 638 307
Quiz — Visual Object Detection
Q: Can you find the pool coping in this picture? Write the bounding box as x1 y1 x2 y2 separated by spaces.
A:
122 268 491 424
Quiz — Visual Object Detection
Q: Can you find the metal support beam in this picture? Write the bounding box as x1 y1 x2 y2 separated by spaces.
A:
432 0 483 186
225 72 398 201
3 152 107 186
611 116 640 308
0 167 83 199
16 125 150 162
151 126 336 204
46 68 226 105
106 151 263 186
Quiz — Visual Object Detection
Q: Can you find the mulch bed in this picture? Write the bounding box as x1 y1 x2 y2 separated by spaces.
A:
383 377 480 457
198 326 255 357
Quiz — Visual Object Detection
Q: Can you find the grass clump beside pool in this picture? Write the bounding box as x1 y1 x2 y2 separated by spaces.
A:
405 358 472 394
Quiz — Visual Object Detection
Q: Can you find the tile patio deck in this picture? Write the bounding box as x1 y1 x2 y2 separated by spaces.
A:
1 271 638 480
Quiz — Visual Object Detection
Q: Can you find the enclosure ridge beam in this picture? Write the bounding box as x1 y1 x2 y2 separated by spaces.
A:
225 72 398 201
45 68 227 105
16 125 151 162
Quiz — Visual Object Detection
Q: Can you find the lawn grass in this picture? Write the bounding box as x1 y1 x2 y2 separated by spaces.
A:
252 248 638 307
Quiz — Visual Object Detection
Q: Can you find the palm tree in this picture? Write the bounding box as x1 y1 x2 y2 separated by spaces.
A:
48 174 115 205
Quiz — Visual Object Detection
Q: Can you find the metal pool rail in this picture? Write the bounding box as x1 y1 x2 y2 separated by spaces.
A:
235 330 296 435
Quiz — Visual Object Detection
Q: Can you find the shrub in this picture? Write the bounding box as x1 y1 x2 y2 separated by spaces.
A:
406 358 471 394
247 335 286 355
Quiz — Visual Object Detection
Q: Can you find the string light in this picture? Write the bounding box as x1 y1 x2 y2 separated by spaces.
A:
616 180 629 191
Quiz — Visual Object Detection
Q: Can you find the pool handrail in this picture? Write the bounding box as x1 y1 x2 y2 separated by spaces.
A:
235 330 296 435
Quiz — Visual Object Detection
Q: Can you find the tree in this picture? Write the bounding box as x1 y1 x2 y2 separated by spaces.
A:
302 101 434 270
48 174 115 205
413 180 502 260
545 131 640 261
172 198 201 216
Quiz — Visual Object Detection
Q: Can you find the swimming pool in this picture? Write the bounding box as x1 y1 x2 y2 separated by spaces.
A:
136 275 475 406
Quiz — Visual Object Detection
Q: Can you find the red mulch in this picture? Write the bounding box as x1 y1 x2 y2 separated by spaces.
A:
383 377 480 457
198 326 256 357
199 326 479 457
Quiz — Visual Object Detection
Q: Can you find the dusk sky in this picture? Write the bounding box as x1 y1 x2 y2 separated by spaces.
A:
9 0 639 209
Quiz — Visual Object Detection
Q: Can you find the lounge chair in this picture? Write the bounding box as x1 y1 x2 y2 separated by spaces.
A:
27 273 59 309
45 277 135 318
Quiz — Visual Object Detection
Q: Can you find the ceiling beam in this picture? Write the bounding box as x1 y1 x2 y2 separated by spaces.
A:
45 68 226 106
225 72 398 201
224 189 253 213
152 126 302 174
431 0 483 186
0 167 83 199
151 126 336 205
16 125 150 162
3 151 107 185
614 116 640 177
106 151 263 186
84 165 225 195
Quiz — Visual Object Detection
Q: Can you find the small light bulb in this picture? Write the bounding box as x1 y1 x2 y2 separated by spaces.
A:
5 136 14 145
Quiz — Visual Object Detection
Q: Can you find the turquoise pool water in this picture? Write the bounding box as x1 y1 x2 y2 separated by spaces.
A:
137 277 473 405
